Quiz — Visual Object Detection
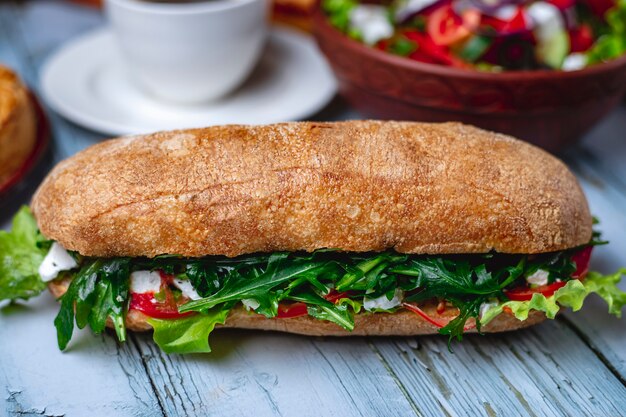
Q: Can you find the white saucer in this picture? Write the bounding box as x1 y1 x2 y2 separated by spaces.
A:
40 27 337 136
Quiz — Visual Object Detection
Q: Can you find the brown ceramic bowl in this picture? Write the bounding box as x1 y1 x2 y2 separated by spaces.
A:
313 8 626 152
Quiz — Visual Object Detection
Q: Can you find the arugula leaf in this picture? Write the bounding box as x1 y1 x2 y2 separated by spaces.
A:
0 206 49 301
289 292 355 331
480 269 626 325
147 309 229 354
54 258 130 350
179 260 328 312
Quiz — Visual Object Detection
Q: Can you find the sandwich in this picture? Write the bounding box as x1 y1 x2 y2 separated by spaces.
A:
1 121 624 354
0 65 37 187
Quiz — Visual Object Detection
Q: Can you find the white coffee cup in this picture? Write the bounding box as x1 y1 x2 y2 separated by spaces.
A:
105 0 269 103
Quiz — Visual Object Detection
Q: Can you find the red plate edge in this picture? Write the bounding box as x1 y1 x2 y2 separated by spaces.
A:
0 92 50 195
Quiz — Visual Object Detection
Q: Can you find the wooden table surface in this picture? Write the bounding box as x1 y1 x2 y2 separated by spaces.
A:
1 2 626 416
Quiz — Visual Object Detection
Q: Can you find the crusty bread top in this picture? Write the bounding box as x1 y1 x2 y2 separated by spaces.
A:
31 121 592 257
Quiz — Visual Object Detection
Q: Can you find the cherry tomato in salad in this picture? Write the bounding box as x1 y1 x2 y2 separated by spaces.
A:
403 302 477 330
427 5 481 46
504 247 593 302
402 30 467 67
481 8 528 35
547 0 577 10
570 24 595 53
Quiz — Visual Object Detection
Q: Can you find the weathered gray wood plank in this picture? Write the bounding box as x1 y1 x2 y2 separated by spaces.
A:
131 330 420 417
1 3 163 416
559 158 626 380
575 107 626 195
371 320 626 417
0 294 162 417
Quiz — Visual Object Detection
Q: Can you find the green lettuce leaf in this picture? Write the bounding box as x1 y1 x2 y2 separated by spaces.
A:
0 206 49 302
147 309 229 354
480 269 626 325
584 269 626 316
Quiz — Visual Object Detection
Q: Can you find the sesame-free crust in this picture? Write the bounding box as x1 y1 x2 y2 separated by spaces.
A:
32 121 592 257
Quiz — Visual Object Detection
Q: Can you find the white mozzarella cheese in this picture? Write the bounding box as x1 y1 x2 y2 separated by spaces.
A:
171 278 202 300
526 269 550 286
241 298 261 311
130 270 162 294
349 5 394 45
562 53 587 71
38 242 78 282
364 289 403 311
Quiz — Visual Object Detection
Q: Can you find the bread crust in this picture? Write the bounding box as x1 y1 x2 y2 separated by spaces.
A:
47 279 546 335
32 121 592 257
0 65 36 184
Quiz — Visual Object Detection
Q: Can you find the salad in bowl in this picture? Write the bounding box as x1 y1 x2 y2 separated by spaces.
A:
323 0 626 71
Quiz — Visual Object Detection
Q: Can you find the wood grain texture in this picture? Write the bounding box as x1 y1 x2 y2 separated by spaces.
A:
1 2 626 417
371 320 626 417
131 330 420 417
0 295 162 417
560 153 626 381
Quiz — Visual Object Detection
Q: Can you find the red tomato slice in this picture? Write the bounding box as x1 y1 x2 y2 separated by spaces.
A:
129 271 195 319
130 292 195 319
324 290 351 303
427 5 481 46
276 302 308 318
403 302 476 330
504 281 567 301
504 247 593 302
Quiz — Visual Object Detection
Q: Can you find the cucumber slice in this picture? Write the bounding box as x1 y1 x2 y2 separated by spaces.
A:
537 29 570 69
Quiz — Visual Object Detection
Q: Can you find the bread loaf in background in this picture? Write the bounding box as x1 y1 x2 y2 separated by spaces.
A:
0 66 36 185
